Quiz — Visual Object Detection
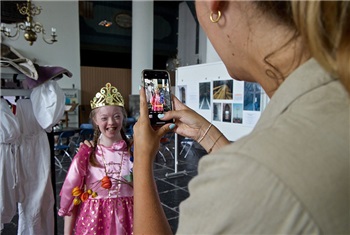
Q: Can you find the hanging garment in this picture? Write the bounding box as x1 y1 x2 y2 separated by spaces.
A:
0 99 21 230
0 43 38 80
23 64 72 90
15 99 55 235
30 80 65 132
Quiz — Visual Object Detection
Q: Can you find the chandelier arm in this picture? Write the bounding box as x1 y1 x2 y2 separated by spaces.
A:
17 23 26 31
1 24 21 39
30 6 42 17
17 4 30 16
42 35 57 44
32 22 44 34
41 27 57 44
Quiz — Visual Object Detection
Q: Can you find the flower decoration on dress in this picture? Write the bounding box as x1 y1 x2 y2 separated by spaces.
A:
101 175 112 189
80 192 90 202
71 186 98 206
71 173 133 207
73 197 81 206
72 186 82 197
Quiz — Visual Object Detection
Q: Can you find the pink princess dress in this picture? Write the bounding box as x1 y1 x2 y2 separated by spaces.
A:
150 93 164 112
58 140 134 235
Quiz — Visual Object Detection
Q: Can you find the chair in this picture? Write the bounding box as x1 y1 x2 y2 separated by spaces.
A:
158 132 175 162
180 137 196 159
125 117 136 140
79 123 93 129
54 130 76 171
73 128 94 153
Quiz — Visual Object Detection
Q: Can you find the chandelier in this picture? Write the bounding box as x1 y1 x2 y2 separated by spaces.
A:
0 0 57 45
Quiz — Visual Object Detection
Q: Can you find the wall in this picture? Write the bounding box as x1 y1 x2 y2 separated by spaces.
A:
177 2 220 66
1 1 81 91
177 2 197 66
80 66 131 124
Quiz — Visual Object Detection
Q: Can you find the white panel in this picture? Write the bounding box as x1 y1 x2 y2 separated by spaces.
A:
176 62 269 141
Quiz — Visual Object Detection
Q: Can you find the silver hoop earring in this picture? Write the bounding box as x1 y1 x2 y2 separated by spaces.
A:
210 11 221 23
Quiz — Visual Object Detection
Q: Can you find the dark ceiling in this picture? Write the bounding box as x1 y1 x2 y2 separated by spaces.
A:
79 1 190 70
1 1 196 70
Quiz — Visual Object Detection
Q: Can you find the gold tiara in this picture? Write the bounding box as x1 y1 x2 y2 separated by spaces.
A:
90 83 124 109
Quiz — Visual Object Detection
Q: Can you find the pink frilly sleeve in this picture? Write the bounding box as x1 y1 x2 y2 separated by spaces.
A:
58 144 92 216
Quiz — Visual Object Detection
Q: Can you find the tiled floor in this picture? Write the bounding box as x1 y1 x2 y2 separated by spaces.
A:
1 136 205 235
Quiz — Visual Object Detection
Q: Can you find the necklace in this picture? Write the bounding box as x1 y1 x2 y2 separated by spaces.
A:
99 141 125 197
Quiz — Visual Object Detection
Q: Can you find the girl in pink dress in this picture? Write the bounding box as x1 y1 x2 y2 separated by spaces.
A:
150 87 164 112
58 83 134 235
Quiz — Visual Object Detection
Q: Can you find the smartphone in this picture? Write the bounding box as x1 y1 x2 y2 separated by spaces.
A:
141 69 174 126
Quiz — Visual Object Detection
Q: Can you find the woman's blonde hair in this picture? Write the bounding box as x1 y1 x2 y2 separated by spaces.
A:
292 1 350 94
256 1 350 94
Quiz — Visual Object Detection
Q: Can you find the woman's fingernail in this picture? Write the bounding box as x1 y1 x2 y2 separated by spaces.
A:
139 85 141 90
158 114 165 119
169 124 176 130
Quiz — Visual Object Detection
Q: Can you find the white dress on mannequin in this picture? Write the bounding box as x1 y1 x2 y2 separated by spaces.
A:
0 99 21 230
15 80 64 235
15 99 55 235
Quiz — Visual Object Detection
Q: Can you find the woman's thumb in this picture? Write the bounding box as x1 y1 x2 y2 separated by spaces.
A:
157 123 176 139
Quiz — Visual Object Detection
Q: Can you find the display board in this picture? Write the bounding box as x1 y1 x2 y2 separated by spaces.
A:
176 61 269 141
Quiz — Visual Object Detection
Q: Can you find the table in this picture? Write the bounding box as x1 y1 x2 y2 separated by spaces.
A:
53 127 81 136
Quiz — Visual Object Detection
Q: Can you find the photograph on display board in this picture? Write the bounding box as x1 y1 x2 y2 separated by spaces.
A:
222 103 232 122
232 103 243 124
233 80 244 102
213 102 222 121
199 82 211 109
243 82 261 111
178 85 187 104
213 80 233 100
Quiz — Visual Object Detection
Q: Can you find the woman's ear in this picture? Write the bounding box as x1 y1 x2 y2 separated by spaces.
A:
209 0 220 12
209 0 228 13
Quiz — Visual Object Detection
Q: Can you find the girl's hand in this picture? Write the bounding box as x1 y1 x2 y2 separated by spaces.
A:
75 140 94 152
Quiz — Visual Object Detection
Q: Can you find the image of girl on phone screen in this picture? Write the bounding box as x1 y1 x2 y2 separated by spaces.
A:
150 87 164 112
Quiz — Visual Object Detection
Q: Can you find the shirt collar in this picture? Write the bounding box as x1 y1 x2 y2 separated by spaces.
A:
257 58 334 126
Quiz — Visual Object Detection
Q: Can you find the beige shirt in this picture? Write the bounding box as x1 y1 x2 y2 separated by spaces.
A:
177 59 350 234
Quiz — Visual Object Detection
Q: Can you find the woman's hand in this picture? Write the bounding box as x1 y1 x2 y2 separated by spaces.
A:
160 95 210 142
77 140 94 149
133 87 173 234
158 95 229 153
133 87 173 165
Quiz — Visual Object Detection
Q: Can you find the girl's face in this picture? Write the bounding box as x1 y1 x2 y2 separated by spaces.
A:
94 105 124 141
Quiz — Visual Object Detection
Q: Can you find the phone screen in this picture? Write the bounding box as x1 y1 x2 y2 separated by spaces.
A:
142 69 173 126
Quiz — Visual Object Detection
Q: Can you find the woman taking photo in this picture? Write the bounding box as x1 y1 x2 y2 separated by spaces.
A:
133 1 349 234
